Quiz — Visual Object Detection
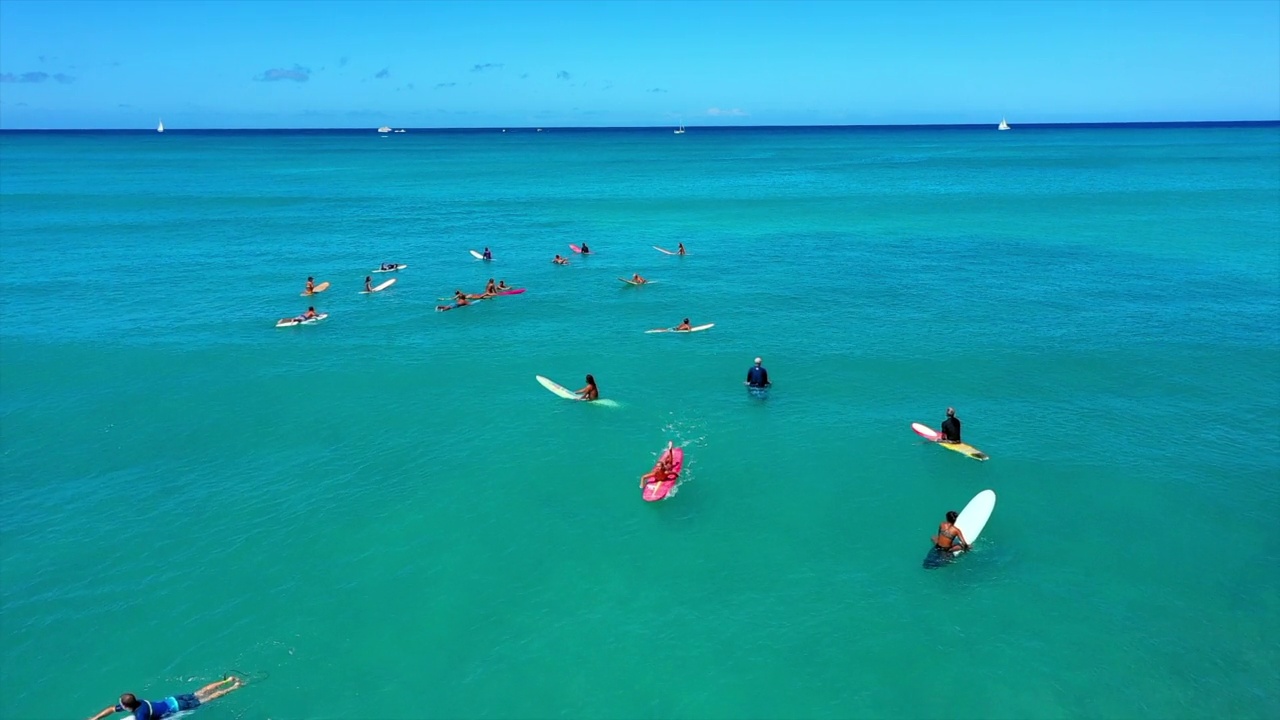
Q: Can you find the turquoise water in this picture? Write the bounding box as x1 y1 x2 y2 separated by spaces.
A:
2 125 1278 719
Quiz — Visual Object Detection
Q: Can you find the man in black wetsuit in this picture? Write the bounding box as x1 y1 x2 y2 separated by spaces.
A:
745 357 770 388
940 407 962 444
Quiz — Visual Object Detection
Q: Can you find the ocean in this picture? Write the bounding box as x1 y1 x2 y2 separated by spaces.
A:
1 124 1278 719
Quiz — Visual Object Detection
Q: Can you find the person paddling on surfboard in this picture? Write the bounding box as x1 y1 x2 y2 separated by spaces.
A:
575 374 599 401
746 357 770 388
87 676 243 720
933 511 970 553
939 408 962 444
640 453 676 489
298 306 318 321
436 290 469 311
553 254 569 265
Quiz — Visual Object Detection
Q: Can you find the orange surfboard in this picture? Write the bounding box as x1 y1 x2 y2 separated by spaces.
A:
301 281 331 296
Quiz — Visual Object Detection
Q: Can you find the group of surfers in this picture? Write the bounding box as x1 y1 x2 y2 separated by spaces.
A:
436 278 517 311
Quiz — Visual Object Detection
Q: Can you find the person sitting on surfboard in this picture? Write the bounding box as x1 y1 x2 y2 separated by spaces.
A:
939 408 962 444
575 374 599 401
630 273 647 285
580 242 591 255
674 318 692 331
933 511 970 553
364 276 374 292
640 453 676 489
677 242 686 255
553 254 569 265
496 280 512 291
746 357 770 388
86 675 243 720
482 247 492 260
304 276 315 294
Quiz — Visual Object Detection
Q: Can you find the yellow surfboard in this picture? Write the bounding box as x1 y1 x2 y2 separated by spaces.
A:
301 281 330 296
912 422 989 461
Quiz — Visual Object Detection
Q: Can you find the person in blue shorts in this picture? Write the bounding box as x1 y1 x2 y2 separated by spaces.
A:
86 676 242 720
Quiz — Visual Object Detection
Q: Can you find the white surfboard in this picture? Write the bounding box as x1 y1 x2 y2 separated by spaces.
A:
653 246 689 256
360 278 397 294
534 375 619 407
645 323 714 334
469 250 490 261
275 312 328 328
372 264 407 273
951 489 996 555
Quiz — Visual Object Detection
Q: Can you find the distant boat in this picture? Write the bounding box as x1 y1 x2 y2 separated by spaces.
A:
378 125 392 133
998 117 1010 131
674 123 685 135
537 128 543 132
157 119 164 133
393 129 406 133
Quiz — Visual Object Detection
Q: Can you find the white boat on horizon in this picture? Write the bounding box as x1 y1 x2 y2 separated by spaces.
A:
378 125 392 133
157 119 164 133
393 129 406 133
998 117 1010 131
674 123 685 134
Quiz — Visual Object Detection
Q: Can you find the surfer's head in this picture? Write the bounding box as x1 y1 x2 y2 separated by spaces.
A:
307 306 315 312
946 511 959 523
119 694 140 710
585 374 596 386
683 318 690 324
754 357 762 365
946 407 955 417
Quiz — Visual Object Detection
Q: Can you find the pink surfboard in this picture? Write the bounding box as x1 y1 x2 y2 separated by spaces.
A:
497 288 526 296
570 244 590 254
912 422 941 441
642 443 684 502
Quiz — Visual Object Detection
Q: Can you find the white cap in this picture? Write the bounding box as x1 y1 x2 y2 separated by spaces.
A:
754 357 762 364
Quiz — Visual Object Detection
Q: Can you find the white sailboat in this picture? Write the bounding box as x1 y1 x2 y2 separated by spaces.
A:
157 119 164 133
998 117 1010 131
673 123 685 135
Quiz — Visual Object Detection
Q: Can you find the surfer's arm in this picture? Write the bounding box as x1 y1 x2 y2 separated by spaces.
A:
87 706 119 720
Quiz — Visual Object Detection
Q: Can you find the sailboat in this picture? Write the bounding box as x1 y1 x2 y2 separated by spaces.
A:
157 119 164 133
673 123 685 135
377 125 392 133
998 117 1010 131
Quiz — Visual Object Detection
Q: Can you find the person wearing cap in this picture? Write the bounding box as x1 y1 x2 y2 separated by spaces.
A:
745 357 770 388
939 407 962 444
86 676 242 720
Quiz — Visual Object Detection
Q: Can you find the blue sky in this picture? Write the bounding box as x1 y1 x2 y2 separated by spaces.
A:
1 0 1277 129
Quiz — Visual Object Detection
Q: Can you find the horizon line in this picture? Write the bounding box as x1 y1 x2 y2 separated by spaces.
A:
2 120 1278 133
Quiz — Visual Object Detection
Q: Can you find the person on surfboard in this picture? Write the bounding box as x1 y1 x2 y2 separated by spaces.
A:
553 254 569 265
674 318 692 331
575 374 599 401
86 675 243 720
677 242 686 255
932 511 970 553
304 277 315 294
580 242 591 255
746 357 770 388
482 247 492 260
496 280 512 292
939 408 962 444
436 291 469 311
640 452 677 489
364 276 374 292
297 306 318 321
630 273 647 285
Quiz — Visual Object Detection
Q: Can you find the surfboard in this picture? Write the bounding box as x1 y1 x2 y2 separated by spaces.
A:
642 442 684 502
912 422 989 461
360 278 397 294
372 264 407 273
275 313 328 328
653 246 689 256
300 281 330 296
496 288 525 296
570 244 590 254
619 278 656 286
924 489 996 567
645 323 714 334
469 250 491 261
535 375 579 399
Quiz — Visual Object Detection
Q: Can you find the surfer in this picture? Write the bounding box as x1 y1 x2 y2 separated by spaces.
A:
746 357 770 388
86 675 242 720
674 318 692 331
580 242 591 255
575 374 599 401
630 273 647 284
364 276 373 292
380 263 394 271
495 280 512 292
939 408 962 444
640 453 677 489
304 276 315 294
437 291 469 311
553 254 569 265
932 511 970 553
482 247 492 260
677 242 686 255
294 306 318 321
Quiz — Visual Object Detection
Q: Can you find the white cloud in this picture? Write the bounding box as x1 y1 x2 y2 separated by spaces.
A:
706 107 748 117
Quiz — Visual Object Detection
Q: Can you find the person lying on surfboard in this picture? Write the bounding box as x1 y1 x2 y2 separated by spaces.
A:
933 511 970 553
86 675 243 720
677 242 686 255
575 374 599 401
939 408 962 444
436 291 469 311
629 273 647 284
553 254 569 265
296 306 318 321
640 453 677 489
